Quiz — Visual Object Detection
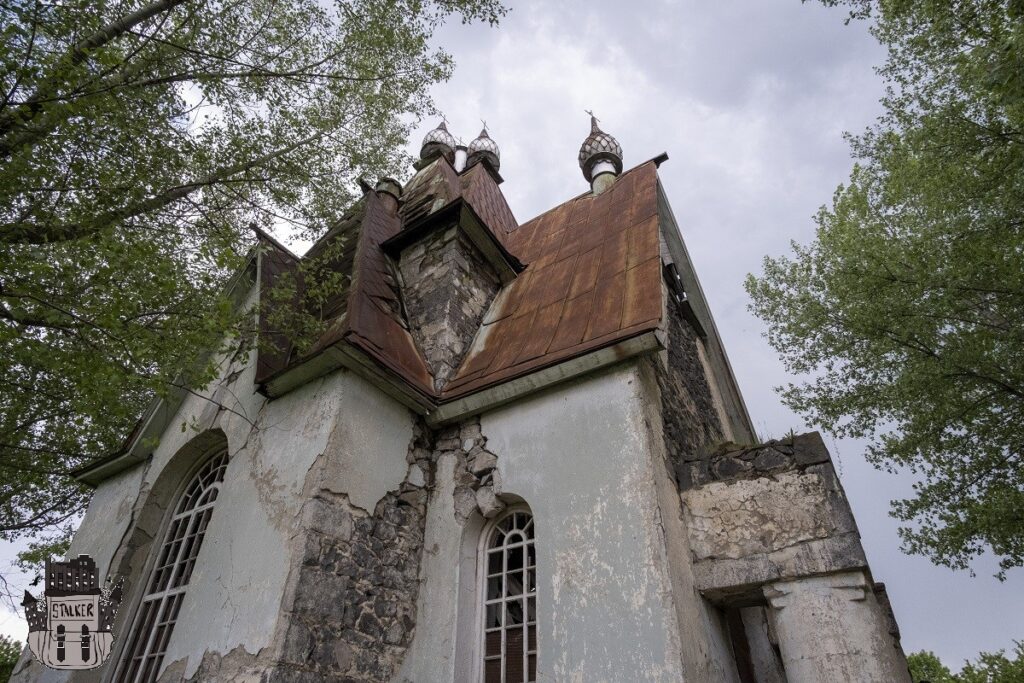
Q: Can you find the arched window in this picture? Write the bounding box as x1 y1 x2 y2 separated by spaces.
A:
480 508 536 682
114 450 228 683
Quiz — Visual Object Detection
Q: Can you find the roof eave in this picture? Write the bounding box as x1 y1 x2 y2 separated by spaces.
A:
426 329 664 427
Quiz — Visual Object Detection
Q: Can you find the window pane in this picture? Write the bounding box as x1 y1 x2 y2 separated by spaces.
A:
115 451 227 683
481 509 536 682
507 545 524 572
487 575 502 600
484 657 502 683
506 628 525 681
487 550 502 576
485 631 502 657
506 571 524 597
506 599 524 626
485 602 502 629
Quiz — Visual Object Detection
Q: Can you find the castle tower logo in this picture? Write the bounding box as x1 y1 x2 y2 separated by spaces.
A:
21 555 122 670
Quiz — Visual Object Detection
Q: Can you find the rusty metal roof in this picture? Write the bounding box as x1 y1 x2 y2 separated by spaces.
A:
442 161 662 398
256 155 665 409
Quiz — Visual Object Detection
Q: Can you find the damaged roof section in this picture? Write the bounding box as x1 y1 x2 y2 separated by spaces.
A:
254 154 669 421
255 189 433 402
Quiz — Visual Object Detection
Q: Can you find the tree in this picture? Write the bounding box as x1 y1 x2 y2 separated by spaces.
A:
908 645 1024 683
958 643 1024 683
909 650 955 683
0 0 505 581
747 0 1024 575
0 635 19 682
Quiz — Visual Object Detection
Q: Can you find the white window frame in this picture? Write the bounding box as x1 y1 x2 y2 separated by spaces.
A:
475 505 537 683
111 449 228 683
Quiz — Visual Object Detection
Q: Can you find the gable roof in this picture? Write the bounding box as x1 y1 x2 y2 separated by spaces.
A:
256 155 667 416
441 161 663 398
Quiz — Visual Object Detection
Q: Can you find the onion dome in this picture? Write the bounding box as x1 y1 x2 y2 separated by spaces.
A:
467 127 500 172
578 115 623 183
420 121 456 163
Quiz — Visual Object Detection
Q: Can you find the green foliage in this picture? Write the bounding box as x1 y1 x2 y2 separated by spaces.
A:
908 645 1024 683
0 635 20 682
0 0 504 578
749 0 1024 574
958 643 1024 683
910 650 955 683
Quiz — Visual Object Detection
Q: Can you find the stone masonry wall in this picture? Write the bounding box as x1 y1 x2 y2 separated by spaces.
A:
268 422 435 682
254 414 504 683
397 225 501 391
653 295 726 482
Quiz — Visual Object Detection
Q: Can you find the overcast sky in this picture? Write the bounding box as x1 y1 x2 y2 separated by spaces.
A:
418 0 1022 668
1 0 1020 671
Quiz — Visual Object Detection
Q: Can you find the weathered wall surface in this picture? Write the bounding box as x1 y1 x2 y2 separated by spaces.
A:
680 433 868 599
679 432 911 682
765 571 911 682
267 417 426 682
477 364 694 682
11 322 419 683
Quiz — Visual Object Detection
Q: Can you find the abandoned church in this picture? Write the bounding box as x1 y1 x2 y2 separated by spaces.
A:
12 119 912 682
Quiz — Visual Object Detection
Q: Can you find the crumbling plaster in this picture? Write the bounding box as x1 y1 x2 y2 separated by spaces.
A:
685 470 837 561
12 307 415 683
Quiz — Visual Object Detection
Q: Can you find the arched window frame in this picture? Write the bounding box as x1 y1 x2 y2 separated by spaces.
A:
475 505 537 683
111 448 229 683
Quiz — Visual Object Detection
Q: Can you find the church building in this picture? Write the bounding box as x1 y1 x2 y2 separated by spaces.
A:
12 119 912 682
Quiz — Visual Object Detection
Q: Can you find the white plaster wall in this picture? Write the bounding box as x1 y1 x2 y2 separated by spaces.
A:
399 363 741 682
481 364 687 682
67 466 146 583
684 470 836 561
160 374 333 679
11 286 414 682
158 367 413 679
394 452 466 682
765 571 912 682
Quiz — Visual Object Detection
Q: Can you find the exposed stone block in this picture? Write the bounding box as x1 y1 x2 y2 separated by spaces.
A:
475 486 505 518
469 451 498 475
792 431 829 466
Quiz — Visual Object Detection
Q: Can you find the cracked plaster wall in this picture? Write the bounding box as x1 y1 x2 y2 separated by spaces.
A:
680 434 871 599
477 363 694 682
393 362 743 682
765 571 911 682
11 282 416 683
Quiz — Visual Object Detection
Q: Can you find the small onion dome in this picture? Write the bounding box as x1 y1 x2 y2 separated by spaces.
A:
467 128 500 172
578 115 623 183
420 121 456 163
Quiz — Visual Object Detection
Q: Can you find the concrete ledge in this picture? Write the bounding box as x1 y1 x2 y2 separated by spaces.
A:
694 532 869 603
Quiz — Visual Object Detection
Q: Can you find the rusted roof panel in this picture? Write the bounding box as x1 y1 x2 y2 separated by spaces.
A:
344 192 435 395
254 238 302 384
442 161 663 398
257 154 664 408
